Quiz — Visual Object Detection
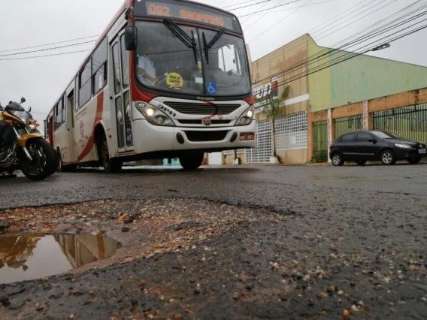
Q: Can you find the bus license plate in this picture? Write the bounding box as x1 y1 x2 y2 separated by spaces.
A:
419 148 426 154
240 132 255 141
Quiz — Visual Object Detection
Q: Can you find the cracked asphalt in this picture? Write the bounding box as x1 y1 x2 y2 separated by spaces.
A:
0 164 427 319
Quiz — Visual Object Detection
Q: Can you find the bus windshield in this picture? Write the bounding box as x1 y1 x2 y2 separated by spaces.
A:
135 20 251 97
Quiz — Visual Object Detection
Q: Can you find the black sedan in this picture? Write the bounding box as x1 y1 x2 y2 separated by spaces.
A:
330 130 427 166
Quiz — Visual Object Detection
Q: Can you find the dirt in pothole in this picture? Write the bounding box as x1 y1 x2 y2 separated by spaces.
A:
0 199 426 320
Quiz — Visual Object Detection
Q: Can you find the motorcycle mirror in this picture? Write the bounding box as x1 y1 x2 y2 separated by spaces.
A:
20 97 26 103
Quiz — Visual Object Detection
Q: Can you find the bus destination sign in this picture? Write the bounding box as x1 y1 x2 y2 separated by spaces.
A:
135 0 241 32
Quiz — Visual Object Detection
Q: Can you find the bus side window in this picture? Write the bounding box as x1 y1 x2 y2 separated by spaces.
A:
54 103 60 129
92 38 108 94
67 90 74 128
79 58 92 108
60 96 66 124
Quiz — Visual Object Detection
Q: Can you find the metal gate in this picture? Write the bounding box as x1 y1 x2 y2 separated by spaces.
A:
246 113 308 163
312 121 328 162
334 115 363 138
275 112 308 152
373 104 427 143
246 121 273 163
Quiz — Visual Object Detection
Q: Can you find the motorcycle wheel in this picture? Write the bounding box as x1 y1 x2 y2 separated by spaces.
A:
21 139 58 181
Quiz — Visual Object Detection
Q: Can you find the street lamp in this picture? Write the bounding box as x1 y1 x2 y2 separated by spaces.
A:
371 43 391 51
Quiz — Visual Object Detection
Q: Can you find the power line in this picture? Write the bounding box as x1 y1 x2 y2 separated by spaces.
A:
307 9 427 73
319 0 426 50
315 0 401 41
0 49 90 62
223 0 258 9
252 1 426 86
246 0 338 42
0 35 98 54
271 20 427 91
239 0 304 18
307 0 369 34
311 0 382 39
0 40 96 57
229 0 275 11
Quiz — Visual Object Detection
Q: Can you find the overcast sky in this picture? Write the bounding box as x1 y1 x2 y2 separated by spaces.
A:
0 0 426 126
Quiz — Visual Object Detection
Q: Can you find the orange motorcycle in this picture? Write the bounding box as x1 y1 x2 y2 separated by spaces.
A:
0 98 57 180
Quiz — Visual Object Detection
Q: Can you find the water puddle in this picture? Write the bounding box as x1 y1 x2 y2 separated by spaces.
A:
0 233 120 284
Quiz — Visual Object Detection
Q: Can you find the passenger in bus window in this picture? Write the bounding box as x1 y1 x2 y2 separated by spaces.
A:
137 54 157 86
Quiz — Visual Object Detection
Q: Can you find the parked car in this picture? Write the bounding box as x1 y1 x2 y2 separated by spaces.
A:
330 130 427 166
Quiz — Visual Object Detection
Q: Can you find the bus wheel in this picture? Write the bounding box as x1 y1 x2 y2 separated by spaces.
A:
179 152 204 171
97 135 121 173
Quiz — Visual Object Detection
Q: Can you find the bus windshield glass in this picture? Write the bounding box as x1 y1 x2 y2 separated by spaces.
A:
135 21 251 97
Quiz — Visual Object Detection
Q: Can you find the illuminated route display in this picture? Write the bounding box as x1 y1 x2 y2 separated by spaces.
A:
134 0 242 33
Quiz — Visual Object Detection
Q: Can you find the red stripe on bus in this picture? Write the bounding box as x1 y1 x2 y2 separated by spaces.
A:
78 92 104 162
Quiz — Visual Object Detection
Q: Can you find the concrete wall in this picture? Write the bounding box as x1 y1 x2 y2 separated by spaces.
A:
252 35 310 105
308 36 427 112
277 149 307 165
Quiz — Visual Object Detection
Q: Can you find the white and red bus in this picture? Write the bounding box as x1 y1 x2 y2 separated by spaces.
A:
46 0 255 172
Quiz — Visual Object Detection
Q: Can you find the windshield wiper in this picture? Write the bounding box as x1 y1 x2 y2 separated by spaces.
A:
202 29 225 64
163 19 198 63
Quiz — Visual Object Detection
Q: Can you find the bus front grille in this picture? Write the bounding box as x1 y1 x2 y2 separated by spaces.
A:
184 131 229 142
178 119 232 125
164 102 241 115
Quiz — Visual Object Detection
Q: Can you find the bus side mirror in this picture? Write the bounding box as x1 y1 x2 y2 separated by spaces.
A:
124 26 137 51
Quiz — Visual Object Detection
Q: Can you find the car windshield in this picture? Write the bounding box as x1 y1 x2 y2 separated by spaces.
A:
135 21 251 97
371 131 397 139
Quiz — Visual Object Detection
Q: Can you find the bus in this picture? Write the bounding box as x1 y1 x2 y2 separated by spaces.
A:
45 0 255 172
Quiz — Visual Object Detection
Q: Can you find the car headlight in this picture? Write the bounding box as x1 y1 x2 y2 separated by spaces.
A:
135 102 175 127
395 143 413 149
236 107 254 126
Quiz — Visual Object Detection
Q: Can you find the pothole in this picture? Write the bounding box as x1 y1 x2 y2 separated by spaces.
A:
0 233 120 285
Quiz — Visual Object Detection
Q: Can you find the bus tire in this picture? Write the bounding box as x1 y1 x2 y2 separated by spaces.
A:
96 134 121 173
179 152 204 171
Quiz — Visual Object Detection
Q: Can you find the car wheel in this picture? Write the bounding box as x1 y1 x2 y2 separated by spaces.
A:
356 160 367 166
331 153 344 166
408 156 421 165
380 150 396 165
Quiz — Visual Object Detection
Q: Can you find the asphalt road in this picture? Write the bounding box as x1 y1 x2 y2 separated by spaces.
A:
1 164 427 319
1 163 427 211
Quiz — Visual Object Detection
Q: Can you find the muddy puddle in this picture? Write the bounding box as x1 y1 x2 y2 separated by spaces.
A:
0 233 120 284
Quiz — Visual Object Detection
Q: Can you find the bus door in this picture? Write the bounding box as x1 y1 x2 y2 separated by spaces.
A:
64 86 77 163
111 33 133 152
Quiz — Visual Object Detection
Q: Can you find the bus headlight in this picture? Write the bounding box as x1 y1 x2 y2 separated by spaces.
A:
236 107 254 126
135 102 175 127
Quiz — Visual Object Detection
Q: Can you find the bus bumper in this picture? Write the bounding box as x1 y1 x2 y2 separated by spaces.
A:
130 119 256 155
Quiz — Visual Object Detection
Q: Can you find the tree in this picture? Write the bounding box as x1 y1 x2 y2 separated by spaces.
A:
265 83 290 163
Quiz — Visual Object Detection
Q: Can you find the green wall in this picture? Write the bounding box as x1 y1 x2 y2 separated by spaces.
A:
308 38 427 112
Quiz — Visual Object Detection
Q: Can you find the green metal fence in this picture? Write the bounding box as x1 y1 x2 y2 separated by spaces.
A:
373 104 427 143
312 121 328 162
334 115 363 139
